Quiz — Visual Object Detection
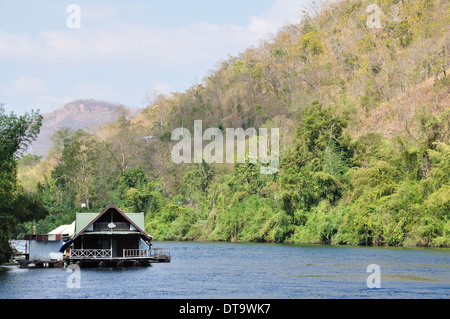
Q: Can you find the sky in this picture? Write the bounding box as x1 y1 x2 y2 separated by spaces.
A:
0 0 311 115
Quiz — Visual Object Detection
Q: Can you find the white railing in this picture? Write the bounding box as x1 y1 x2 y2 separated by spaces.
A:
152 248 170 258
123 248 170 258
70 248 170 259
123 249 150 258
71 249 112 258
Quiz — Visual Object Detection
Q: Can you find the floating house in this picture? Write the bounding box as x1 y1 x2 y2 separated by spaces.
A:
66 204 170 267
20 205 170 268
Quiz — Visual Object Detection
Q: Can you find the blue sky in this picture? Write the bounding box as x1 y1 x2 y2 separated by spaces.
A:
0 0 310 115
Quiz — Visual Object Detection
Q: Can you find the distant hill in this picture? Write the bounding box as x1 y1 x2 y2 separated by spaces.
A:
29 99 141 157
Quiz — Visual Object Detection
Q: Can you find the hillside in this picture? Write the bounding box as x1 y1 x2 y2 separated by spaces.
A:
29 99 141 157
133 0 449 143
15 0 450 248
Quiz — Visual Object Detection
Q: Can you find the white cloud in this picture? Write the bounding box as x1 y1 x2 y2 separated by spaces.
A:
248 16 274 35
153 82 174 95
0 30 36 59
263 0 305 23
39 30 83 57
2 76 47 96
71 82 119 101
0 0 308 67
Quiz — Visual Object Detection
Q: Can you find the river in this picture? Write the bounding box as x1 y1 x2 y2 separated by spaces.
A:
0 242 449 299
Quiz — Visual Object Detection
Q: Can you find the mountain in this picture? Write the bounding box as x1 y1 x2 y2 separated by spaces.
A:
29 99 142 157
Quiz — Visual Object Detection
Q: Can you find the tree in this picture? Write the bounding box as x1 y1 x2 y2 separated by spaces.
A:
0 105 46 264
283 101 349 172
52 129 101 209
0 106 42 162
103 115 145 173
181 161 215 203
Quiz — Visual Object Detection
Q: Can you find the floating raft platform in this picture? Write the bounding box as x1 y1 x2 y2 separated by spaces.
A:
19 260 65 269
66 248 171 268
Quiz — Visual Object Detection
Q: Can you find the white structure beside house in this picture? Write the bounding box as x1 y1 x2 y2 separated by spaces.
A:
23 222 76 264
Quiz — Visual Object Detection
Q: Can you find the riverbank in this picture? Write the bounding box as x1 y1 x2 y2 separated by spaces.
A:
147 235 450 249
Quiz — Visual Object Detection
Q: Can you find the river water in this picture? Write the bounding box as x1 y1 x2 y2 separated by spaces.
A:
0 242 449 299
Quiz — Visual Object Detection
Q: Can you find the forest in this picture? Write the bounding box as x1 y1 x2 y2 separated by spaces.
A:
1 0 449 264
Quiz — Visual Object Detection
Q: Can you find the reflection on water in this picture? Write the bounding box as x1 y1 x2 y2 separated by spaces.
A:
384 274 438 282
1 242 449 299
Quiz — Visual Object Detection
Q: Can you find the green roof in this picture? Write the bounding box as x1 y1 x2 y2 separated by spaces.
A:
127 213 146 230
75 213 100 234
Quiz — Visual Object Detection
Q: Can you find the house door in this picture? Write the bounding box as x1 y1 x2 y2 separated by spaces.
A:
112 239 118 257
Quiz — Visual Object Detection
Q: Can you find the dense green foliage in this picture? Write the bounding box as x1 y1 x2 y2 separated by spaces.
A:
0 105 47 264
11 0 450 250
